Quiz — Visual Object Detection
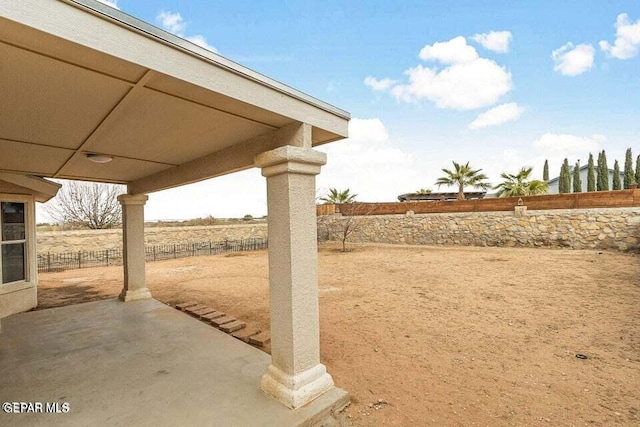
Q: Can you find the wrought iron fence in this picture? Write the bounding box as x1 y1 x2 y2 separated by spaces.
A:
37 238 268 273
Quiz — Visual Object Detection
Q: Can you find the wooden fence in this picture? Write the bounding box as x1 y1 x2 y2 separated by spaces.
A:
317 189 640 216
37 237 268 273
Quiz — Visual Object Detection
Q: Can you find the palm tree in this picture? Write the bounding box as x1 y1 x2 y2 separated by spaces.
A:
526 179 550 195
492 167 549 197
320 188 357 204
435 161 490 200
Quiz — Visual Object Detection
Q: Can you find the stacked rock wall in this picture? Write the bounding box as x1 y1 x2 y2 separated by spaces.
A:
318 208 640 251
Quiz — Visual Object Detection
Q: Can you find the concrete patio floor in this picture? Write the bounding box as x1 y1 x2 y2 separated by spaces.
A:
0 299 348 426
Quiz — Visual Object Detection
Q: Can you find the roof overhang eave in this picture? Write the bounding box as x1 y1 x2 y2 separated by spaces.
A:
62 0 350 121
0 173 62 202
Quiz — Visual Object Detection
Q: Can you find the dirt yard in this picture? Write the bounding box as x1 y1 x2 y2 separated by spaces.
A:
37 243 639 426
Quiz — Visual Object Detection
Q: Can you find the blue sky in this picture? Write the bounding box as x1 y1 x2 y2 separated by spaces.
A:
87 0 639 220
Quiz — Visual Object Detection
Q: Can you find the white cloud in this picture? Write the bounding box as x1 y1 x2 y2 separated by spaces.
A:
364 76 397 91
96 0 119 9
316 118 422 202
551 43 595 76
480 148 528 185
390 58 512 110
471 31 512 53
157 11 187 34
418 36 479 64
345 118 389 143
368 36 512 110
533 133 605 157
156 10 218 53
599 13 640 59
469 102 524 129
501 148 522 163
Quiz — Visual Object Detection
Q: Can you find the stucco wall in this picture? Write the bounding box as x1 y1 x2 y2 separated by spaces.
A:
318 207 640 251
36 224 268 254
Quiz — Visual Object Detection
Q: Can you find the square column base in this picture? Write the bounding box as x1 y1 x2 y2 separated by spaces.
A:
119 288 152 302
260 363 335 409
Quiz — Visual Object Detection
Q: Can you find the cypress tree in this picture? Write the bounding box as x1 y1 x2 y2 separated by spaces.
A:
623 148 633 189
573 162 582 192
587 153 596 191
597 150 609 191
543 160 549 182
601 150 609 190
613 160 621 190
564 159 572 193
558 164 565 193
596 151 604 191
636 154 640 187
560 159 571 194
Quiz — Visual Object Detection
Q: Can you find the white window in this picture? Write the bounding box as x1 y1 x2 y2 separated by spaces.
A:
1 202 27 284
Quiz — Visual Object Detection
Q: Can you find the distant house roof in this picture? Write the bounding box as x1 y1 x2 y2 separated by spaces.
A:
398 192 486 202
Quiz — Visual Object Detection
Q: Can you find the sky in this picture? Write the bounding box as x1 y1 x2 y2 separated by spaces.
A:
41 0 640 221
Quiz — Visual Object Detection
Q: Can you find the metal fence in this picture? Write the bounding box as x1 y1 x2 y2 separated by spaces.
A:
37 238 268 273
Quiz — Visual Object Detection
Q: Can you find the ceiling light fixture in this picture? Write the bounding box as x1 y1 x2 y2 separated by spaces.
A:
85 153 114 164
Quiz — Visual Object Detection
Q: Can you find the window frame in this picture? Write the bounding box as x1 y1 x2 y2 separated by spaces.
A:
0 195 34 288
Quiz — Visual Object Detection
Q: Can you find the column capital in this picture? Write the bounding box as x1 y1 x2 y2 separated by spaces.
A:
255 146 327 178
117 194 149 205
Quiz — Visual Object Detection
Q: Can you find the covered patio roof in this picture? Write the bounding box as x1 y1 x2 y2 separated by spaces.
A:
1 0 350 415
0 0 349 192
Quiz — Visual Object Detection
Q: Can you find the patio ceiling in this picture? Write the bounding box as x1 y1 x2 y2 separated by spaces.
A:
0 0 349 193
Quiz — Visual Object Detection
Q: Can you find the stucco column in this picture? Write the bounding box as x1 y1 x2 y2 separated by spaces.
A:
254 146 334 409
118 194 151 302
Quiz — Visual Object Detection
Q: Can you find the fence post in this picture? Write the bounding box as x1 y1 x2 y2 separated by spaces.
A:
153 246 157 262
209 240 212 255
78 251 82 269
173 244 176 259
192 242 196 256
47 252 51 273
106 250 109 267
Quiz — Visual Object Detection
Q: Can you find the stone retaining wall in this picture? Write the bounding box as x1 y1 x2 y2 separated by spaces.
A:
36 223 268 254
317 207 640 251
36 207 640 253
